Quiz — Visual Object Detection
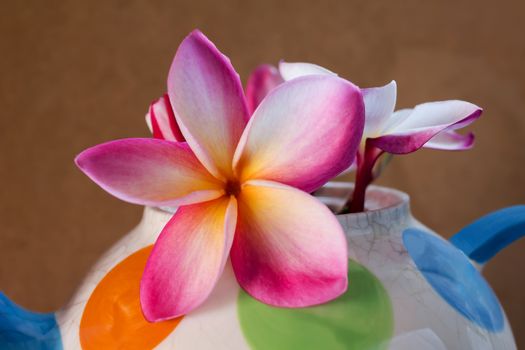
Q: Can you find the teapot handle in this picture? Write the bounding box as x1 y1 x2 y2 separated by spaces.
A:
450 205 525 265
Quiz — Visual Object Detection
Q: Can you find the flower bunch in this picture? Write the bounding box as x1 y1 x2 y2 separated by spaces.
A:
77 30 480 321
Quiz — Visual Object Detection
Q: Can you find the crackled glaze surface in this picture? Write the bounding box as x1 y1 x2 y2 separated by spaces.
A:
52 184 516 350
337 186 515 350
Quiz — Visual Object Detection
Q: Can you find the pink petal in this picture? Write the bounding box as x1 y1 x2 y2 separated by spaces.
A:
245 64 284 114
424 130 475 150
167 30 249 180
362 81 397 138
369 100 482 154
279 61 337 81
75 138 224 207
231 180 348 307
141 196 237 321
234 75 364 193
145 94 185 142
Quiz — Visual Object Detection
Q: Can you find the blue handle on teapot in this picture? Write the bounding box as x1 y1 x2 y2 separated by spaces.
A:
450 205 525 265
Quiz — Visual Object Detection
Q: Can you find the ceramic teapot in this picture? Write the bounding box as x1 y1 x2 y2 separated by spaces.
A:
1 183 524 350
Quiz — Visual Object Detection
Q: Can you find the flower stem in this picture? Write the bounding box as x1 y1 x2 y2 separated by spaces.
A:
347 144 383 213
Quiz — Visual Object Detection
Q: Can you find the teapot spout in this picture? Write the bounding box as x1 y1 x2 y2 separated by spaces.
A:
450 205 525 268
0 292 62 349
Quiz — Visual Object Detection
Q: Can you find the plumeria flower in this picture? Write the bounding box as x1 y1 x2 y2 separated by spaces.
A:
245 64 284 115
76 30 365 321
145 94 185 142
248 62 482 212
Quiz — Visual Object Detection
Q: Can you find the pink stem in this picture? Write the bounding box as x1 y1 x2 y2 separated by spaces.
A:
347 143 383 213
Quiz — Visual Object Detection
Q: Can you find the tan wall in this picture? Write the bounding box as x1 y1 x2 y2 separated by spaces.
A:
1 0 524 346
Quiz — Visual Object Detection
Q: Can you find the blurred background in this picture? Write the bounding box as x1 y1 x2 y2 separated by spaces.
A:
1 0 524 346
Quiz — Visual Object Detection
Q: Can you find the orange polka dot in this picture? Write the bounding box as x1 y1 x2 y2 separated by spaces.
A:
80 245 182 350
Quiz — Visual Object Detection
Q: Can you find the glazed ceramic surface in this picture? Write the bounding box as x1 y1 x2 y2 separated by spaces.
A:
2 184 521 350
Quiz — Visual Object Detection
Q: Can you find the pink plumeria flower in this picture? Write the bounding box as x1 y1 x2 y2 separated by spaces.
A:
274 61 482 212
76 30 365 321
245 64 284 115
145 94 185 142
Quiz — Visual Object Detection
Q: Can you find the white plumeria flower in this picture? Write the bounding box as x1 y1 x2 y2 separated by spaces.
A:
278 61 482 154
260 61 482 212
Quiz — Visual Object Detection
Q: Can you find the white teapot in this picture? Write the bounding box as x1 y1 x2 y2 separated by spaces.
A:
1 183 523 350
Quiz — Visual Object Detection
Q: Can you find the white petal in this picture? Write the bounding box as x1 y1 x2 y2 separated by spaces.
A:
387 100 481 134
362 81 397 137
279 61 337 81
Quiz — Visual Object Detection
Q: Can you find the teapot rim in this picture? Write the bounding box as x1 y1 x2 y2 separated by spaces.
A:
314 181 410 215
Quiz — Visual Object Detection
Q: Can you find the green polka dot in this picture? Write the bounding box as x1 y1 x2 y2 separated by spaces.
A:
237 260 394 350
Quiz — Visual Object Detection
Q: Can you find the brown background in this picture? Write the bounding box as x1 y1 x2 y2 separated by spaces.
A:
1 0 524 346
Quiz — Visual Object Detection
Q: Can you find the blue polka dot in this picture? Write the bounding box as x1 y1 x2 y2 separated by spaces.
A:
403 228 503 332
